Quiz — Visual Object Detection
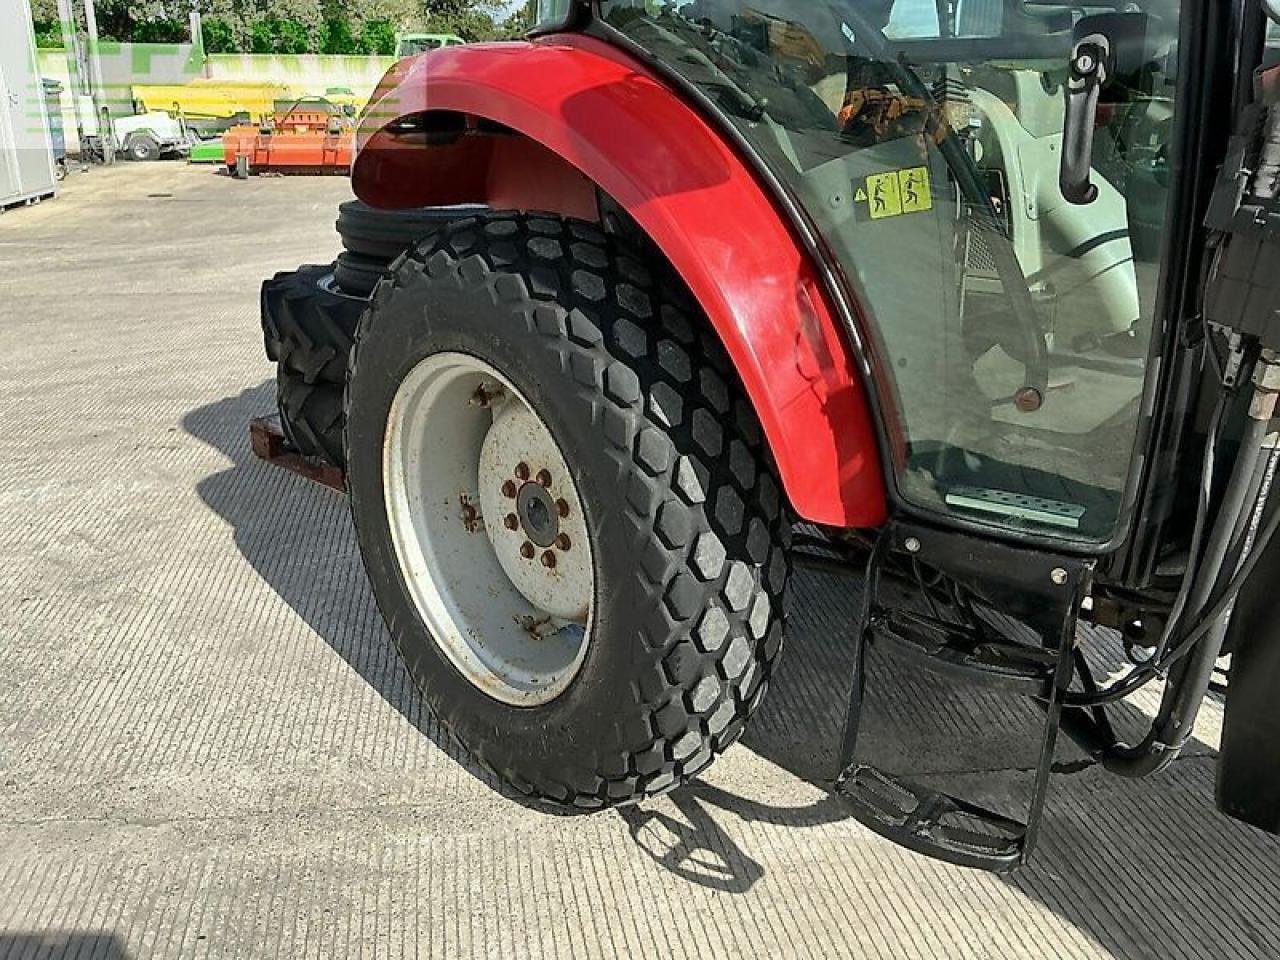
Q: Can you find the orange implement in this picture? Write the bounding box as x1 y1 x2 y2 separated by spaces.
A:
223 124 354 175
223 100 356 175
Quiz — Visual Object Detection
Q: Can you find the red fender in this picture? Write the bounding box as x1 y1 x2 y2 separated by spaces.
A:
353 35 887 528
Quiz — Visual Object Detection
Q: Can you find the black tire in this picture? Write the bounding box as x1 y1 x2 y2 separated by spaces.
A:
333 250 388 298
126 133 160 162
345 212 790 808
277 368 345 467
260 263 367 385
335 200 485 261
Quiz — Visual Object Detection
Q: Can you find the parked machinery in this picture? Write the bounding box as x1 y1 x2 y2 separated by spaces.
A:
223 97 355 176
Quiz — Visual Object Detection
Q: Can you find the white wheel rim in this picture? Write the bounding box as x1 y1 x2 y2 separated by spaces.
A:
382 352 594 706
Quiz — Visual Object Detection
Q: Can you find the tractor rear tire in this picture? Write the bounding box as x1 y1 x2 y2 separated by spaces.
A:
333 250 388 298
261 264 366 386
335 200 485 261
345 212 789 808
277 368 345 468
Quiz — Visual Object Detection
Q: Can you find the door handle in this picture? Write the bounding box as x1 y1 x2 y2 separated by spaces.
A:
1059 33 1111 206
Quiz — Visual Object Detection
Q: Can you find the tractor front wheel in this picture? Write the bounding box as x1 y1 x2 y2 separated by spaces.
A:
345 212 789 807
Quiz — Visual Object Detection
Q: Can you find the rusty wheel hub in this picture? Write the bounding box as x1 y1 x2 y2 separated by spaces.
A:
382 352 593 706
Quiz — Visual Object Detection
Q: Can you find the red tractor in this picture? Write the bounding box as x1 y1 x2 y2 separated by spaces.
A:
260 0 1280 871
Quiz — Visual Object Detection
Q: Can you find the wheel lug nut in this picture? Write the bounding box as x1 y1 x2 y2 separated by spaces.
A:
540 550 557 569
555 498 570 518
536 468 552 488
504 513 519 531
520 542 535 559
555 533 571 551
501 480 517 498
515 462 530 480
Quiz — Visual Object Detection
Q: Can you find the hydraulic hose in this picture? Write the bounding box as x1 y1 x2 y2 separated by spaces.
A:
1103 351 1280 777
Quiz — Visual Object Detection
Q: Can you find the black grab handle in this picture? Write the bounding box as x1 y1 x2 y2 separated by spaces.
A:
1059 33 1111 205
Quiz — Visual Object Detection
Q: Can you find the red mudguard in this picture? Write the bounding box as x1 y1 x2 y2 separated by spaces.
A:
352 35 887 528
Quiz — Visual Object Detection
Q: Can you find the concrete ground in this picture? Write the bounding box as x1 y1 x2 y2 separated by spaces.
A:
1 163 1278 960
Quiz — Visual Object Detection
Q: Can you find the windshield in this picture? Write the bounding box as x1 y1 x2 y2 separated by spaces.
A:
598 0 1182 544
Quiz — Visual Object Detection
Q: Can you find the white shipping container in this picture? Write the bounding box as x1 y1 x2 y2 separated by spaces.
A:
0 0 57 208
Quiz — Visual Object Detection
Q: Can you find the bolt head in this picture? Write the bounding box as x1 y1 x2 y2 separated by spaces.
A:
554 533 571 551
501 479 517 499
1014 387 1043 413
1050 567 1069 585
540 550 557 569
514 462 530 481
536 468 552 488
504 513 519 531
904 536 921 554
555 498 570 518
519 542 535 560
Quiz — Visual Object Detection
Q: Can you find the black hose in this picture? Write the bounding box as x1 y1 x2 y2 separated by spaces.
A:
1103 397 1272 776
1063 393 1226 707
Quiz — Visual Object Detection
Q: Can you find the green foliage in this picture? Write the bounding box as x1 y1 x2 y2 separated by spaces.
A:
249 17 311 54
201 18 236 53
275 18 311 53
131 18 187 42
32 19 65 48
319 17 357 54
28 0 529 53
356 19 397 55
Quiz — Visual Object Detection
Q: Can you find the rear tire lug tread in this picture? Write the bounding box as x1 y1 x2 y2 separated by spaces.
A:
349 212 789 810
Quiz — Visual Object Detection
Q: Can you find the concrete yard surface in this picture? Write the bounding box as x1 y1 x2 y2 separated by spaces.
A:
1 164 1278 959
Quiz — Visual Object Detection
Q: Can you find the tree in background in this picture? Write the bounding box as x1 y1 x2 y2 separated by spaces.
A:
200 18 236 53
318 16 357 53
356 20 398 55
28 0 528 51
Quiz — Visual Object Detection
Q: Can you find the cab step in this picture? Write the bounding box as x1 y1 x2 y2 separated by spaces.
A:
876 608 1059 697
836 765 1026 872
836 522 1092 871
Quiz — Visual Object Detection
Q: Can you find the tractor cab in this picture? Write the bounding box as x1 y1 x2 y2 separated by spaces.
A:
590 0 1179 547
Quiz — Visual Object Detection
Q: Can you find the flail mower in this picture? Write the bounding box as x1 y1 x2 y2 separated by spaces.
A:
258 0 1280 871
224 96 356 177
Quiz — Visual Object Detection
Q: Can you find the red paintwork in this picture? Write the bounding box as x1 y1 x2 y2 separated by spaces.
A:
352 36 887 528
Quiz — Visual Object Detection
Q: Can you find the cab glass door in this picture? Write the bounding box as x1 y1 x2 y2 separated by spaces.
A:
599 0 1184 544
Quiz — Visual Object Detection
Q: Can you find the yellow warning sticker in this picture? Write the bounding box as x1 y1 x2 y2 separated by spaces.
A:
859 166 933 220
898 166 932 213
866 171 902 219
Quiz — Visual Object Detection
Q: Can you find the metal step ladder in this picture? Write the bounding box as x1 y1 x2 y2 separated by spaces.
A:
835 521 1093 872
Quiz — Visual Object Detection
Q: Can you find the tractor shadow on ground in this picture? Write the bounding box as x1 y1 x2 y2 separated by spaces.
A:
181 381 494 793
0 932 130 959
